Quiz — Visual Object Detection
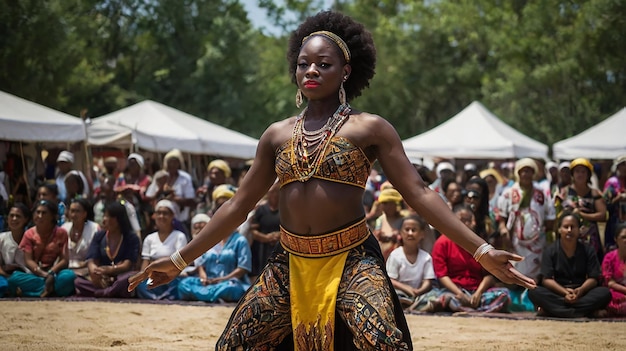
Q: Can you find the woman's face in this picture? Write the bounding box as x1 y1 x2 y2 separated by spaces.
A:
154 206 174 229
399 219 424 248
456 209 476 231
380 201 398 215
128 159 141 174
65 176 79 194
558 215 580 243
296 36 349 102
571 166 589 185
68 202 87 224
37 187 54 201
102 211 118 232
166 158 180 172
484 175 497 192
33 204 55 227
192 221 207 239
464 190 481 212
7 207 28 232
445 182 462 205
208 167 226 185
517 167 535 187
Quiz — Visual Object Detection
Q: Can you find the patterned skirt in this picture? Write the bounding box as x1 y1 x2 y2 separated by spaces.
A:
216 218 412 350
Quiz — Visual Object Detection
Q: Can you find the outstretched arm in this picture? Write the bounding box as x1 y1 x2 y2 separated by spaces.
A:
368 115 536 289
129 126 280 291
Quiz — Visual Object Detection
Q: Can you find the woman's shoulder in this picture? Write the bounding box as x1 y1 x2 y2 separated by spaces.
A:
86 220 100 231
172 230 187 239
418 248 433 260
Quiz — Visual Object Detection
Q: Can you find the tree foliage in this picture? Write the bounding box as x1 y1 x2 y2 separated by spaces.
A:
1 0 624 150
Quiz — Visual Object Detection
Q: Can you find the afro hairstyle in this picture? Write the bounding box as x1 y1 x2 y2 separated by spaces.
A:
287 10 376 102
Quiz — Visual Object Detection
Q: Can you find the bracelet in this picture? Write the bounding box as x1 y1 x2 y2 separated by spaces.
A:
47 270 57 278
473 243 495 262
170 250 188 271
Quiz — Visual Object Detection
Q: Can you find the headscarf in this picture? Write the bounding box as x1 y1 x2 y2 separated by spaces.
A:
163 149 185 169
514 158 538 182
155 199 179 217
212 184 236 201
191 213 211 226
378 188 403 204
128 153 145 168
570 158 593 174
479 168 504 185
207 159 232 178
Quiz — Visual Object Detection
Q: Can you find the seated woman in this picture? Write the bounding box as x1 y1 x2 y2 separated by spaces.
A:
431 205 511 313
179 213 211 278
135 199 187 300
8 200 75 297
528 210 611 318
62 198 99 277
178 185 252 302
385 215 437 311
74 201 140 298
0 203 31 297
601 223 626 316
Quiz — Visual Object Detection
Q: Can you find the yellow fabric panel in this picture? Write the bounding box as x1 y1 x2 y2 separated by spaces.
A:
289 252 348 351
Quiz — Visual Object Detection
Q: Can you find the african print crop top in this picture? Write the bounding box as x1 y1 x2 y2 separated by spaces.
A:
275 136 371 188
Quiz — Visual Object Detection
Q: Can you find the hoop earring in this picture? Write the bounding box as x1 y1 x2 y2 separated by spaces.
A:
295 89 304 108
339 83 346 105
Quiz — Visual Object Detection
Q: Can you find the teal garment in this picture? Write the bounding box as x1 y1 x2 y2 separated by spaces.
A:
0 276 7 297
508 288 535 312
7 270 76 297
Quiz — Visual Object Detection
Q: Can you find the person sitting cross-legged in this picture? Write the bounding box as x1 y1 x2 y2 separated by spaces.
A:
528 210 611 318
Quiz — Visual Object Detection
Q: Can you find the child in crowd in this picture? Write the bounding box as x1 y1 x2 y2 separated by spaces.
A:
386 215 438 312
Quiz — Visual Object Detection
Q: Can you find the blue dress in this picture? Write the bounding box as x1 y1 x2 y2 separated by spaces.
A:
178 232 251 302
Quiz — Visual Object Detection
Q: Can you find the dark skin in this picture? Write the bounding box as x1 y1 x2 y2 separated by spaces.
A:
129 36 536 292
0 207 29 277
542 215 598 302
87 211 132 289
25 205 69 297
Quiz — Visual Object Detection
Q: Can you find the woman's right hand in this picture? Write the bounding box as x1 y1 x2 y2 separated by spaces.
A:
127 257 180 292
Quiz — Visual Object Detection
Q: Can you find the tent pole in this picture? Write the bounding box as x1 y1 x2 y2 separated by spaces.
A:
19 142 31 204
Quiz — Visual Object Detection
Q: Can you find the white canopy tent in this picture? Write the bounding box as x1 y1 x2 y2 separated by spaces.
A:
0 90 86 142
553 107 626 160
402 101 549 159
88 100 258 159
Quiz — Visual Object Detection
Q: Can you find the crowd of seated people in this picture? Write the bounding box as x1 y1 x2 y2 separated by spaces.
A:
1 148 625 320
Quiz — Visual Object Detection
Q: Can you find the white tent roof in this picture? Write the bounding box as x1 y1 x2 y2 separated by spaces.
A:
402 101 549 159
88 100 258 158
553 107 626 160
0 90 86 142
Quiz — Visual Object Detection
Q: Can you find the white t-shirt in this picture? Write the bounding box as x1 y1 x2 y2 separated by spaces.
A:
0 231 25 268
62 220 99 270
141 230 187 261
386 247 436 289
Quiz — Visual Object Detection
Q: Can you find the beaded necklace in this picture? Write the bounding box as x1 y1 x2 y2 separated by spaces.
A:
290 103 351 182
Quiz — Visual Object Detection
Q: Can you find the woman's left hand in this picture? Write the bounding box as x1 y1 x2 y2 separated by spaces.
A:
128 257 179 292
479 249 536 290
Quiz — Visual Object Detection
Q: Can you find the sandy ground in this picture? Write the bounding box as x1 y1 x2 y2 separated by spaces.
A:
1 300 626 350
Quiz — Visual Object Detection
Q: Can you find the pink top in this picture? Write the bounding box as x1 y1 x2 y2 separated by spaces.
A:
19 226 68 270
602 249 626 291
